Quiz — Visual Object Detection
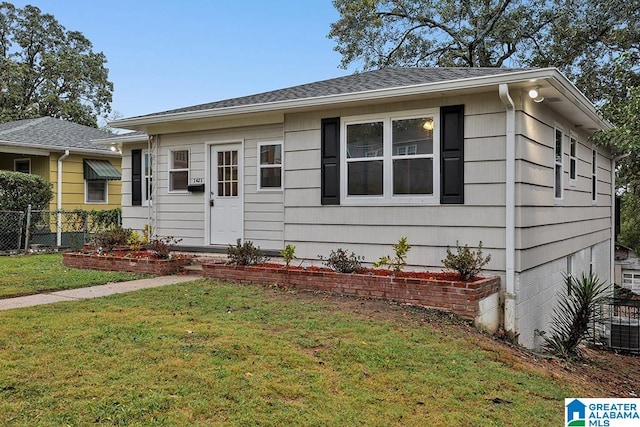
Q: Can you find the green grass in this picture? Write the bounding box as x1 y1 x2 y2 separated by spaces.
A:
0 279 582 426
0 253 149 298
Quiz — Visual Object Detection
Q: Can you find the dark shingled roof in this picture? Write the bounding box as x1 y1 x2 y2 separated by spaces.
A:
135 67 533 119
0 117 117 152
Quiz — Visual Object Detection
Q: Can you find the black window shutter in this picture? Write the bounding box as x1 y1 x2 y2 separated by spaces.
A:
131 149 142 206
321 117 340 205
440 105 465 204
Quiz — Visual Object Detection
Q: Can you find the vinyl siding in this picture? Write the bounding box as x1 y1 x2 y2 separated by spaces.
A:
50 153 121 211
142 125 284 248
515 97 613 272
283 93 507 268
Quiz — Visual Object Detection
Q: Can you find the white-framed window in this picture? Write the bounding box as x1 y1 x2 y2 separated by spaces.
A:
554 126 564 200
566 254 574 294
569 133 577 184
341 110 439 204
85 180 108 203
591 147 597 203
143 150 153 205
14 158 31 174
169 149 189 192
257 142 283 190
589 246 595 276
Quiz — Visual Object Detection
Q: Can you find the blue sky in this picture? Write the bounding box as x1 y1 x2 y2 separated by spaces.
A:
9 1 356 120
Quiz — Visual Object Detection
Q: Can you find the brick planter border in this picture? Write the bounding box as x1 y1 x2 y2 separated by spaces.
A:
202 263 500 321
63 252 192 276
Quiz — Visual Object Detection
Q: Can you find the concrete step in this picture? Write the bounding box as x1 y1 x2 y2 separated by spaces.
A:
182 264 203 276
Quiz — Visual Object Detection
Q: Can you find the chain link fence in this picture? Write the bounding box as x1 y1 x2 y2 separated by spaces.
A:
0 210 25 254
0 206 121 254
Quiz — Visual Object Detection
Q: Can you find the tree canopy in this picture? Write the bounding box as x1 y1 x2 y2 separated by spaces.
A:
329 0 640 104
330 0 640 249
0 2 113 127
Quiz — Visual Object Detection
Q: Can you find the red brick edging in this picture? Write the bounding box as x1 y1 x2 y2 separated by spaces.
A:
63 252 192 276
202 263 500 320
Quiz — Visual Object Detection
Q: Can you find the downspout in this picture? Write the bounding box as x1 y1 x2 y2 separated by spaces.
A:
57 150 70 246
499 84 517 334
147 135 152 230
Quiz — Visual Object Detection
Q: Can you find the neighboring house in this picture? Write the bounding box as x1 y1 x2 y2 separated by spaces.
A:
614 244 640 294
111 67 615 349
0 117 122 211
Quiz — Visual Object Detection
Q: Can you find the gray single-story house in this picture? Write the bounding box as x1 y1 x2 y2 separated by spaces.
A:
110 67 615 348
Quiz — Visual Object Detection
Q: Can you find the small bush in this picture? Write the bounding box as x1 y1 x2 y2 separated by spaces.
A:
442 241 491 281
537 273 610 359
227 239 268 266
148 236 182 259
91 227 132 251
127 231 142 251
0 170 53 211
319 248 363 273
374 237 410 275
280 244 296 268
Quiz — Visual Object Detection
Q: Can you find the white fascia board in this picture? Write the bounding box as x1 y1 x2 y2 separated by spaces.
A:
111 68 604 130
544 69 611 130
92 133 148 146
0 140 120 157
0 141 51 156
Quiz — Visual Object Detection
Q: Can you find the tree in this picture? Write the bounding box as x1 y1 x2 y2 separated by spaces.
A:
594 58 640 252
328 0 640 104
0 2 113 127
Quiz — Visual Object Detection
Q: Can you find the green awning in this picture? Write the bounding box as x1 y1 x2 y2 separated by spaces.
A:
83 159 121 181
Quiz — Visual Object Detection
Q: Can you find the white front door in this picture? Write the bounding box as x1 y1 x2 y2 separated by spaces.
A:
209 144 243 245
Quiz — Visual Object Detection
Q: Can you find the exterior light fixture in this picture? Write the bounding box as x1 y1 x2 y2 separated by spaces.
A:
422 119 434 131
528 86 544 103
110 145 117 152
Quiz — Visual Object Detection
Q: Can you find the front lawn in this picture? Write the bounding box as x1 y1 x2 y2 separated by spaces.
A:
0 278 589 426
0 254 149 298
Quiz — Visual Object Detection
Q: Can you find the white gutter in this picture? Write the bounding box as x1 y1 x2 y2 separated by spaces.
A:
0 140 119 157
499 84 517 334
56 150 70 246
112 68 577 129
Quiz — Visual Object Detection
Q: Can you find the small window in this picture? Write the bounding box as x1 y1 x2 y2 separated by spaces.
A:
554 127 563 200
86 180 107 203
144 151 153 204
569 134 577 183
392 117 434 195
346 121 384 195
14 159 30 174
589 246 595 276
258 142 283 190
169 150 189 192
566 254 574 294
591 148 597 203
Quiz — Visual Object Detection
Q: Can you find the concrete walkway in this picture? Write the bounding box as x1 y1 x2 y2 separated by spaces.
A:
0 275 197 311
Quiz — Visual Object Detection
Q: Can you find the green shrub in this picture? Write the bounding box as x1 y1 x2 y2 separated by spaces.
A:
319 248 364 273
226 239 268 266
148 236 182 259
280 244 296 268
91 227 132 251
0 170 52 211
442 241 491 281
374 237 410 275
537 273 610 359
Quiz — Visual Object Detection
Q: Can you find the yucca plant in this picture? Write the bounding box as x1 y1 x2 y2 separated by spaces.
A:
538 273 610 359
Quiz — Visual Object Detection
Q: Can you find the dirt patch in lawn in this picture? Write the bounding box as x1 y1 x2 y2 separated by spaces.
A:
269 286 639 398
